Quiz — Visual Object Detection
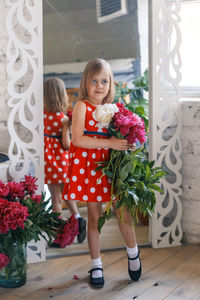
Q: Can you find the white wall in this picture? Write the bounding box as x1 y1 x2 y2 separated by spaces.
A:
0 2 10 154
137 0 148 74
181 99 200 244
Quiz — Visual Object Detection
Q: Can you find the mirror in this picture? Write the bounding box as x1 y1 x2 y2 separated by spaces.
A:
42 0 149 258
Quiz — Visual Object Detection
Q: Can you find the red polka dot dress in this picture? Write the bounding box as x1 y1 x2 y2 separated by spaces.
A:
44 111 69 184
62 101 112 203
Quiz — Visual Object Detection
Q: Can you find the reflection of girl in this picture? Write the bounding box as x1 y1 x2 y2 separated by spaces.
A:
62 59 141 288
44 77 86 244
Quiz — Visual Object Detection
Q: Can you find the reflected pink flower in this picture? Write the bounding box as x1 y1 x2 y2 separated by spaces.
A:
0 253 10 270
53 214 79 248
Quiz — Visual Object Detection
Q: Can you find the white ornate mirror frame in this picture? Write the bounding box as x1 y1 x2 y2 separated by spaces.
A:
5 0 44 263
5 0 44 192
4 0 183 261
149 0 183 248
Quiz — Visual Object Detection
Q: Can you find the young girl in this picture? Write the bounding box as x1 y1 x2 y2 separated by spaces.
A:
44 77 86 244
62 59 141 287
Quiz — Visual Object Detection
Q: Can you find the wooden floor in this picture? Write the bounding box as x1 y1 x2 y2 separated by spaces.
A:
1 244 200 300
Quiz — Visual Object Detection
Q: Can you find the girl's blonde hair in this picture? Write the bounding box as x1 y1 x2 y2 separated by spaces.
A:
43 77 68 112
79 58 115 104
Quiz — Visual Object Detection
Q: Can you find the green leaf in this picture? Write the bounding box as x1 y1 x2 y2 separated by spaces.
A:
148 183 163 193
130 147 143 158
98 216 106 233
135 106 145 115
150 171 167 181
95 165 105 172
145 165 151 180
119 161 133 181
148 160 155 169
128 190 139 204
104 170 114 178
115 198 124 210
98 210 113 233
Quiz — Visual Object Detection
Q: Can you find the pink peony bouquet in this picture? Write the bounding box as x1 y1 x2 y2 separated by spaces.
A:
0 176 81 288
93 102 146 144
93 103 166 231
53 214 79 248
108 102 146 144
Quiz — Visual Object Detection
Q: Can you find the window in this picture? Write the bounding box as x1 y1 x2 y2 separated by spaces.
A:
179 1 200 95
96 0 128 23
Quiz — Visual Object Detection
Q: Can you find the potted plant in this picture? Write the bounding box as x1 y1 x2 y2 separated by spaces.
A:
0 175 78 288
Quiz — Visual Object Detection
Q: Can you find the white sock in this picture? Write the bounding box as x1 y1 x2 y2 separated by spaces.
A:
74 213 81 219
127 245 140 271
91 257 103 278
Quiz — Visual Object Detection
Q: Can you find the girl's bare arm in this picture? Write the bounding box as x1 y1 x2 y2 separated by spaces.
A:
62 116 70 150
72 101 129 151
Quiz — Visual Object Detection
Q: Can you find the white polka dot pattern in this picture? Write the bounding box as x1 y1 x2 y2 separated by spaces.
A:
90 187 95 193
44 111 69 184
97 196 102 201
62 101 112 203
74 159 79 164
72 176 77 182
70 193 76 199
89 120 95 126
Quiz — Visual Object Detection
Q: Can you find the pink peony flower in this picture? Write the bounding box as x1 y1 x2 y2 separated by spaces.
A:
0 253 10 270
6 181 24 200
0 181 9 197
110 102 146 144
128 125 146 144
53 215 79 248
0 198 29 234
31 194 42 204
23 175 38 195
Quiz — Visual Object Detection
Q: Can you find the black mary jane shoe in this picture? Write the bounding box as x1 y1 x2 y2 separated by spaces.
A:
77 217 87 243
88 267 104 288
128 251 142 281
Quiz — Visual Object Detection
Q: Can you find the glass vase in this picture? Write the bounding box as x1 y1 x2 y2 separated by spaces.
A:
0 241 27 288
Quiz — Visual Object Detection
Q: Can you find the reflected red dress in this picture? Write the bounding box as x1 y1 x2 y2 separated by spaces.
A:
44 111 69 184
62 101 112 202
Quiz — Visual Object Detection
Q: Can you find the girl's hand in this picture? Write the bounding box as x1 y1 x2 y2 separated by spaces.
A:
62 122 70 150
109 136 129 151
63 115 69 126
128 143 136 151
